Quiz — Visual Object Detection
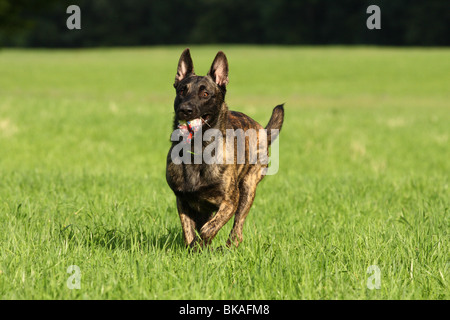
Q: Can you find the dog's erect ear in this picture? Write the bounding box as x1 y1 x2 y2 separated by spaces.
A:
174 48 195 87
208 51 229 87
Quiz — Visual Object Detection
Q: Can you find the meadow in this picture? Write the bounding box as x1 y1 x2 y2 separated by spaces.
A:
0 46 448 299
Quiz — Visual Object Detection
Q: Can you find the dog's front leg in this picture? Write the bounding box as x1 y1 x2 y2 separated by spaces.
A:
198 192 239 248
176 197 196 247
226 187 257 248
226 169 262 247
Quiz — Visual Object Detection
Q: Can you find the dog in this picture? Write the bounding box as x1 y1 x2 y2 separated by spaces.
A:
166 48 284 249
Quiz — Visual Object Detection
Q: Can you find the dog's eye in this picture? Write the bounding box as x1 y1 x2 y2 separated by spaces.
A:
201 91 209 98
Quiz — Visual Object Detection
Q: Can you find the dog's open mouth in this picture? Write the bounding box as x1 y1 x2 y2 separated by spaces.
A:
178 115 211 142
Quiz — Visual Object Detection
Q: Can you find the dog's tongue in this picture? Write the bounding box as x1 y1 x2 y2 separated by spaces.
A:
178 118 202 142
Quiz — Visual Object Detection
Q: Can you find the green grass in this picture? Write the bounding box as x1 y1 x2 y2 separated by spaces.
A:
0 46 448 299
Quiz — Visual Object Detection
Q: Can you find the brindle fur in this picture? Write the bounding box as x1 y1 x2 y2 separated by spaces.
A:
166 48 284 249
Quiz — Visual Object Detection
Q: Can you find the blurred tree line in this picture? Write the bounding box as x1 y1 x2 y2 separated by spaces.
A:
0 0 448 47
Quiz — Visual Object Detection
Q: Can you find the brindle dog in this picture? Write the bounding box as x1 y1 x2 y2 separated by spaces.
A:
166 48 284 249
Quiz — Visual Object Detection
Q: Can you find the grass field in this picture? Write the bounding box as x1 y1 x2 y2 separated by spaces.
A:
0 46 448 299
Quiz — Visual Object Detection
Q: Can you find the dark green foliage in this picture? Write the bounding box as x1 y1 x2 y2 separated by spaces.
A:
0 0 448 47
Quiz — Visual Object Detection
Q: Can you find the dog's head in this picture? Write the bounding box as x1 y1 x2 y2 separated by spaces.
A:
173 48 229 129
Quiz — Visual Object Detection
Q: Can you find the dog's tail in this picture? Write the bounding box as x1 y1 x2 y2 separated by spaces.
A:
265 104 284 145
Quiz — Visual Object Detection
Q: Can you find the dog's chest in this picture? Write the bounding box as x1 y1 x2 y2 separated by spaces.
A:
167 161 225 211
167 161 222 194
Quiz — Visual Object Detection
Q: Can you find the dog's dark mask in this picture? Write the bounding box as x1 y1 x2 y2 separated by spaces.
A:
173 49 229 129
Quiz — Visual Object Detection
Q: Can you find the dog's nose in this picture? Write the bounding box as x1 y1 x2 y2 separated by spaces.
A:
179 105 193 117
